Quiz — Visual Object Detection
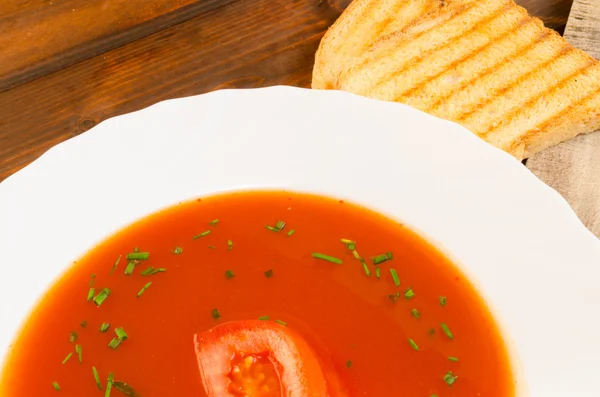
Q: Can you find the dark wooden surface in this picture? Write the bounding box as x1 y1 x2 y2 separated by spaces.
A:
0 0 575 181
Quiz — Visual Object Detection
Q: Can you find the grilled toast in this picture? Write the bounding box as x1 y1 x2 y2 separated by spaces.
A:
321 0 600 159
312 0 445 90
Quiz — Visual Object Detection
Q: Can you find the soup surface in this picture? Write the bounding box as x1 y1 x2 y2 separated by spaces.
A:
0 191 514 396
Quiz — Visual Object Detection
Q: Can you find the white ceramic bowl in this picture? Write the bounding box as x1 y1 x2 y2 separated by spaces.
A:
1 87 599 396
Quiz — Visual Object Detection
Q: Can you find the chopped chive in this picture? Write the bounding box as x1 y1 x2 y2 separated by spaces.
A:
345 360 353 368
440 296 447 307
441 323 454 340
89 275 96 287
443 371 458 386
62 352 73 364
431 395 439 397
408 338 419 351
351 250 362 260
362 261 371 277
258 316 270 321
388 292 401 302
404 288 415 300
373 252 393 265
80 320 88 328
137 282 152 297
141 266 166 276
311 252 342 264
133 247 139 253
264 269 274 278
340 238 355 245
428 328 436 336
108 338 121 349
113 381 136 396
126 252 149 261
124 261 137 276
69 331 78 343
172 246 183 254
87 288 95 301
93 366 102 390
208 245 216 249
193 230 211 239
212 309 221 320
52 381 60 391
448 356 459 362
209 219 220 225
228 240 233 250
287 229 295 236
105 373 114 397
347 243 356 250
225 270 235 280
100 323 110 333
275 221 286 231
390 268 400 287
411 308 420 319
115 327 128 341
110 255 121 276
265 225 278 232
93 288 111 306
375 267 381 279
275 319 288 326
75 344 82 363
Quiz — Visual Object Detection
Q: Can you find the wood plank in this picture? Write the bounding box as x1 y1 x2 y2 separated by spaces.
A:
0 0 573 182
0 0 238 92
526 0 600 236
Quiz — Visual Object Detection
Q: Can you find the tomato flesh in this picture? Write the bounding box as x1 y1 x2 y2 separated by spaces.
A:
194 320 339 397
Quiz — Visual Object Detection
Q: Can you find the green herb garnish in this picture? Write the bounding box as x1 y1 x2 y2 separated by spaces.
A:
448 356 459 362
75 344 82 363
373 252 393 265
441 323 454 340
212 309 221 320
52 381 60 391
113 381 136 396
258 316 270 321
275 221 286 231
443 371 458 386
93 366 102 390
411 308 420 319
228 240 233 250
311 253 342 264
208 245 216 249
141 266 166 276
108 338 121 349
87 288 95 301
275 319 288 326
105 373 114 397
345 360 353 368
209 219 220 225
440 296 447 307
110 255 121 276
126 252 149 261
388 292 401 302
115 327 128 341
89 274 96 287
362 261 371 276
390 268 400 286
69 331 78 343
408 338 419 351
124 261 137 276
264 269 274 278
225 270 235 279
404 288 415 300
137 282 152 297
93 288 111 306
193 230 211 239
375 267 381 279
62 352 73 364
287 229 295 236
428 328 436 336
100 323 110 333
172 246 183 254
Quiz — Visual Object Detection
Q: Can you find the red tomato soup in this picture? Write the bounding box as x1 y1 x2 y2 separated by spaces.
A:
0 191 514 397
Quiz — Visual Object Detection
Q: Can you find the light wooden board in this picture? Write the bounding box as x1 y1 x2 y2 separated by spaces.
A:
526 0 600 236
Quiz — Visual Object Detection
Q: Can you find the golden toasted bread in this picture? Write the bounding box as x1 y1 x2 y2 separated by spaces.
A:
327 0 600 159
312 0 445 90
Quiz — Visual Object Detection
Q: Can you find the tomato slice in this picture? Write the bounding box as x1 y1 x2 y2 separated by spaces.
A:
194 320 339 397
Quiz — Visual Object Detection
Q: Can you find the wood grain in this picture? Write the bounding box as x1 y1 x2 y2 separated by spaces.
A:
0 0 574 182
526 0 600 236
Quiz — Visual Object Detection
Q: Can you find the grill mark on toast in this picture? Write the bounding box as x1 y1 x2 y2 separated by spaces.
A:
369 2 510 93
457 43 573 124
392 5 526 101
346 2 475 77
480 58 596 138
426 22 547 113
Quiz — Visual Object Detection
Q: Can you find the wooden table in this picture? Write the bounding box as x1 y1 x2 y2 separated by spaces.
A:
0 0 575 181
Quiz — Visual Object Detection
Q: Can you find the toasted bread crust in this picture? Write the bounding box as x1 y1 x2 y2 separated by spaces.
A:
319 0 600 159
